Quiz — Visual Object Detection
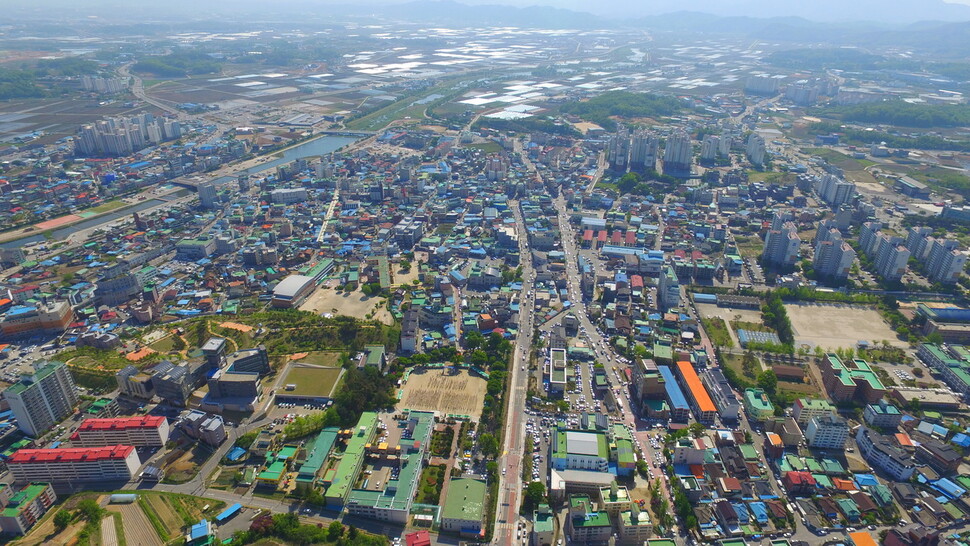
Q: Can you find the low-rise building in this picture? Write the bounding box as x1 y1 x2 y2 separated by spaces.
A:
863 399 902 429
805 414 850 449
440 478 486 537
0 483 56 536
617 505 653 544
792 398 835 427
551 429 610 473
856 427 916 481
566 495 612 544
916 439 962 474
532 504 554 546
743 388 774 421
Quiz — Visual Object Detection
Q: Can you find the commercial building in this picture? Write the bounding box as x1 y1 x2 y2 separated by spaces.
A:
73 416 170 447
440 478 486 537
0 483 56 536
856 427 916 481
0 302 73 338
742 388 775 421
702 368 739 421
8 445 141 483
4 361 79 438
674 361 716 423
532 505 555 546
551 429 610 473
657 365 690 422
548 347 568 395
198 182 218 209
805 415 849 449
792 398 835 427
272 275 316 308
617 506 654 544
658 265 680 311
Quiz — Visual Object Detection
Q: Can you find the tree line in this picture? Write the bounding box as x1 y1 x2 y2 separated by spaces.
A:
821 101 970 129
559 90 685 131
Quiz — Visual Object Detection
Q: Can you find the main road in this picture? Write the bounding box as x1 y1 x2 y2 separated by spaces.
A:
493 197 537 544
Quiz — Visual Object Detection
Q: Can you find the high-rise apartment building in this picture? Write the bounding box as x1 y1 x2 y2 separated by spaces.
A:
746 133 766 167
629 130 658 171
3 362 79 438
762 221 800 267
198 182 218 210
662 131 692 175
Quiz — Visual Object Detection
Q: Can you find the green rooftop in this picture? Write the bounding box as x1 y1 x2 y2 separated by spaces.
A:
441 478 486 522
326 412 378 502
533 505 554 533
0 483 49 518
258 461 287 483
296 427 339 483
571 511 611 528
5 361 64 395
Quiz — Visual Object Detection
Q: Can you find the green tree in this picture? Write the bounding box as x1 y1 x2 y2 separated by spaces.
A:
757 369 778 395
326 521 344 541
76 499 104 522
54 510 72 531
479 433 499 458
523 481 547 511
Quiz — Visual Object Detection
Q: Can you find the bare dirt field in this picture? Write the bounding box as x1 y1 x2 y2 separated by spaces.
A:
299 287 393 325
695 302 763 324
108 502 163 546
398 368 488 421
784 302 905 350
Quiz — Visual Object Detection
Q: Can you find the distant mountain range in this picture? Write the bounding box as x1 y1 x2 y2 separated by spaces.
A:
457 0 970 25
9 0 970 58
13 0 970 26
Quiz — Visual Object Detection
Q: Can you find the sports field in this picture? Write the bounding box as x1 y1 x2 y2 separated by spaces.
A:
280 364 343 397
785 302 905 349
398 368 487 421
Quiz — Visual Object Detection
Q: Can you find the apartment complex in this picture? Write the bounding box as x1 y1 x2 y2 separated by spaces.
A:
8 445 142 483
73 416 170 447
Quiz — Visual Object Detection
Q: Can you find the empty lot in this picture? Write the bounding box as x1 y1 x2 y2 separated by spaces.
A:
785 302 905 350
